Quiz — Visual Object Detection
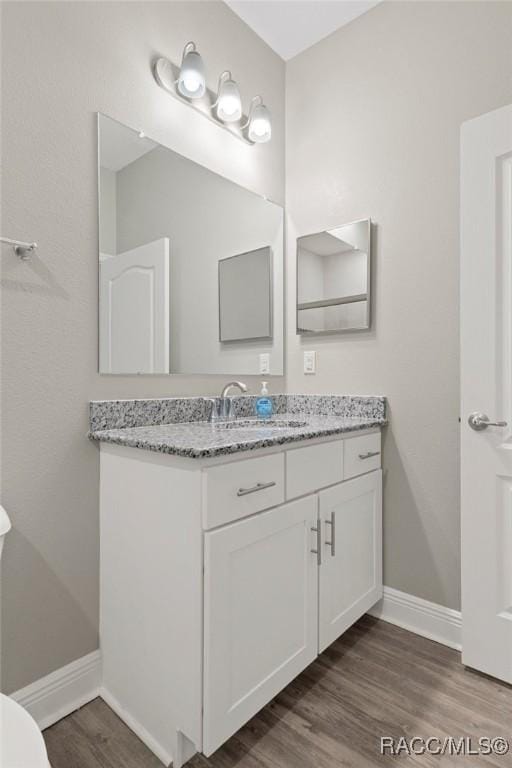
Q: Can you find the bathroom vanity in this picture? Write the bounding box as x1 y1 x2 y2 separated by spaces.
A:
91 395 385 767
95 118 384 766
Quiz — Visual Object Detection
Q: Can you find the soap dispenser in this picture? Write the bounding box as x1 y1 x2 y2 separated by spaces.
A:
255 381 273 420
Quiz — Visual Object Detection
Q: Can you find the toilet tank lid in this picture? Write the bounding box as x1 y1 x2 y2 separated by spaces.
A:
0 505 11 536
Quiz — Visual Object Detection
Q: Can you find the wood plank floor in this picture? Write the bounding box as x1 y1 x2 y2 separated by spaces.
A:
44 616 512 768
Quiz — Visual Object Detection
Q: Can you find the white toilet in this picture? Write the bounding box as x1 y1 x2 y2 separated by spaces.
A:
0 505 51 767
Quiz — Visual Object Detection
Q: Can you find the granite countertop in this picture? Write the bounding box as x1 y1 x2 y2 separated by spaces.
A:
90 412 386 459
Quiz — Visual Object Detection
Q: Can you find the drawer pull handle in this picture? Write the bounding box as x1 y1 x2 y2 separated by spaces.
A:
358 450 380 460
311 523 322 566
237 481 276 497
325 511 336 556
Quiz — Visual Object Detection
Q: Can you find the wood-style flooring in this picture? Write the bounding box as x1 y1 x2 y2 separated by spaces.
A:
44 616 512 768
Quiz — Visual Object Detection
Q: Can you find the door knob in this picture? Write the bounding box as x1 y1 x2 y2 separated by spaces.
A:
468 412 508 431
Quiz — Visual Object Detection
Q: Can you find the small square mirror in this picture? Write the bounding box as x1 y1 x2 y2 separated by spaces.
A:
219 246 273 342
296 218 371 335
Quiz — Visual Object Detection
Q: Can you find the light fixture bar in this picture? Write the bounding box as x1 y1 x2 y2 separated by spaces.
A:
153 51 271 146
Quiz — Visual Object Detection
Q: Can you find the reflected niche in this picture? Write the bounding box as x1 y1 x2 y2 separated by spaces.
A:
296 219 371 335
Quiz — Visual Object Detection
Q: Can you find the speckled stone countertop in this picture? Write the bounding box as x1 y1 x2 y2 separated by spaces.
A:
90 395 386 459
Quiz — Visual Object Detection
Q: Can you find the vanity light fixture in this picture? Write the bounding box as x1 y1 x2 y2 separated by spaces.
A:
214 71 242 123
177 41 206 99
244 96 272 144
153 42 272 145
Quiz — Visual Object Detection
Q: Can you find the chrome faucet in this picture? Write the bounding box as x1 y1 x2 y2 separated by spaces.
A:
210 381 248 422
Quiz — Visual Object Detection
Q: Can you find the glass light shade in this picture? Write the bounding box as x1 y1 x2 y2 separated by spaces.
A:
248 103 272 143
216 79 242 123
178 50 206 99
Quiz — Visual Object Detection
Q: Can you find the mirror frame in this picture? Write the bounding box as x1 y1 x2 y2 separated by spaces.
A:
296 217 372 336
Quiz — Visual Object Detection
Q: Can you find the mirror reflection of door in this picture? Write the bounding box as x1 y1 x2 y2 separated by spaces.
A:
99 239 170 374
297 219 371 335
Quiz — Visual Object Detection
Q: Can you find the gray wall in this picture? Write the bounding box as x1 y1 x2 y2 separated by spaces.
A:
1 1 285 693
286 0 512 610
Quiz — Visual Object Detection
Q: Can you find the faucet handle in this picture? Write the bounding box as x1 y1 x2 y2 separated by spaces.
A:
207 398 221 423
226 397 236 421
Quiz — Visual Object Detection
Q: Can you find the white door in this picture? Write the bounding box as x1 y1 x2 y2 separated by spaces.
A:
203 496 318 756
99 238 169 373
461 104 512 683
319 471 382 653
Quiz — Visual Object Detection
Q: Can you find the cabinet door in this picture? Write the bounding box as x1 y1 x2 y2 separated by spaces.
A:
319 470 382 653
203 496 318 756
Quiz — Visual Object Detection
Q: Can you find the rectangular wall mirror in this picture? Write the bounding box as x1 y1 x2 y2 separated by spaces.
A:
98 113 284 375
296 218 371 335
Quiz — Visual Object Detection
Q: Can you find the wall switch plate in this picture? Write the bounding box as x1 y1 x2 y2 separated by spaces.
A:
259 353 270 374
303 350 316 374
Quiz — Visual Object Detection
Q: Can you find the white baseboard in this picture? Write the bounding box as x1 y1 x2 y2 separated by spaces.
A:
368 586 462 651
8 590 460 739
99 686 172 766
11 650 101 731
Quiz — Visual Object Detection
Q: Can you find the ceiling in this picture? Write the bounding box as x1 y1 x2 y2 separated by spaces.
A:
224 0 381 61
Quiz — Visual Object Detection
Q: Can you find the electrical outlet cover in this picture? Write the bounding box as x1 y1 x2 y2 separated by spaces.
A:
259 353 270 374
303 350 316 374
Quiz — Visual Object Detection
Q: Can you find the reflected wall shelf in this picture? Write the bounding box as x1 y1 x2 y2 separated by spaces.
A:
297 293 367 311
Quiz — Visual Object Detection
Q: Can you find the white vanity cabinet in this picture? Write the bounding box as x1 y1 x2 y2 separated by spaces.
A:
99 429 383 767
319 471 382 652
203 495 318 754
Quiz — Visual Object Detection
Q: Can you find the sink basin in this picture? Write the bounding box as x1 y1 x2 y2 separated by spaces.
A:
213 419 307 430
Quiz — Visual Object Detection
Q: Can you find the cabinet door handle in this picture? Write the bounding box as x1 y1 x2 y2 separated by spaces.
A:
311 523 322 566
325 511 336 556
236 481 276 497
358 450 380 460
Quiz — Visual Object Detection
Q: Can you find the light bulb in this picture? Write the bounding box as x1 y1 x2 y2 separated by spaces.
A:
248 103 271 143
182 72 203 95
251 118 268 137
215 73 242 123
220 94 239 116
177 44 206 100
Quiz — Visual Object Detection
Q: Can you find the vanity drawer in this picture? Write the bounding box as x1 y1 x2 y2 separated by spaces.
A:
203 453 285 529
344 432 381 479
286 440 343 500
